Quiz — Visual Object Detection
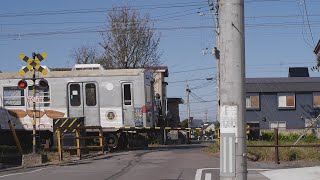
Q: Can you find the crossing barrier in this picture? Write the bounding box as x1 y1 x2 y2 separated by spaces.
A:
56 126 104 161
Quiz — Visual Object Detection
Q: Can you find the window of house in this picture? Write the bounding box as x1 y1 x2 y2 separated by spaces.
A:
278 93 295 109
27 85 50 107
313 92 320 108
270 121 286 129
3 86 25 106
246 93 260 110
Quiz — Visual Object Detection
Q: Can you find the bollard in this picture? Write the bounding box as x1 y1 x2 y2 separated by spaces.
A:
218 128 220 146
186 129 191 144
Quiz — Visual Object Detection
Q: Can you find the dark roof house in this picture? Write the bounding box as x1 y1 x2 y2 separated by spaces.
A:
246 68 320 129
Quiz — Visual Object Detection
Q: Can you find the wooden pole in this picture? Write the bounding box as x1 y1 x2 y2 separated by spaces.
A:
274 128 280 164
76 128 81 158
8 120 23 154
57 128 63 161
99 128 104 153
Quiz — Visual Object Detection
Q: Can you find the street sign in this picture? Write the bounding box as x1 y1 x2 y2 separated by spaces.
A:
19 52 48 76
27 96 43 103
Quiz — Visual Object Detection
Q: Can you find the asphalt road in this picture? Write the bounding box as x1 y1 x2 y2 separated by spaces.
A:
0 143 271 180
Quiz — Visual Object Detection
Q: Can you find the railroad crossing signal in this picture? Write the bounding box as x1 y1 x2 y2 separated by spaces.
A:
19 52 48 76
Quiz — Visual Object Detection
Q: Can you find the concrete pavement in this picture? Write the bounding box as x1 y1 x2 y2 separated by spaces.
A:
262 166 320 180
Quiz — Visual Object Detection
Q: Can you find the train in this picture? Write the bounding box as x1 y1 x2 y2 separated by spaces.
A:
0 64 162 149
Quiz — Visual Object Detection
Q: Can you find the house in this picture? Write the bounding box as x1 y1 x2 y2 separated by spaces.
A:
146 66 184 128
147 66 168 117
246 67 320 129
190 118 203 128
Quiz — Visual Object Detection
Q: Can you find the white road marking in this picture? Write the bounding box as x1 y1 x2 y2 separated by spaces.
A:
205 173 212 180
0 168 46 178
195 168 271 180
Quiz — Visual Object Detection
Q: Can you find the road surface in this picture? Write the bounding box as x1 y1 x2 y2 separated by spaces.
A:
0 143 271 180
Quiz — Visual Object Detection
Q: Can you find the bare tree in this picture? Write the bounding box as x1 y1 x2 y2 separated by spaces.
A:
98 6 162 69
71 45 98 64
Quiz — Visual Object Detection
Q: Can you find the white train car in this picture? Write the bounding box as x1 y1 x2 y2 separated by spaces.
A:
0 64 156 147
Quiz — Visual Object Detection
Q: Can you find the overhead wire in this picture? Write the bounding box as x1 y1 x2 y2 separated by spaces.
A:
0 2 207 18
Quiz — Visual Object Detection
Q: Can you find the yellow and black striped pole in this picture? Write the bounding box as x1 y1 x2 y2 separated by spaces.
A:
32 52 37 154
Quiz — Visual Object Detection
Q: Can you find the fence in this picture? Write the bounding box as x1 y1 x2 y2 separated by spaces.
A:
247 127 320 164
56 126 104 161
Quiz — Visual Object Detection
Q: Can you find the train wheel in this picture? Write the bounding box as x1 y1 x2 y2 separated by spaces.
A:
105 133 119 149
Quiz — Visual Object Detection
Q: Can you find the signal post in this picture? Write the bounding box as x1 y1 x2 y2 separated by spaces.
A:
19 52 48 154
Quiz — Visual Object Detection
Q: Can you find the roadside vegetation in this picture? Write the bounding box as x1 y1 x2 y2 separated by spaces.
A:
206 131 320 162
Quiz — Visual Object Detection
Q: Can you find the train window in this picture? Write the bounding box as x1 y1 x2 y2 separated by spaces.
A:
27 85 50 107
85 83 96 106
70 84 81 106
3 86 25 106
123 84 132 106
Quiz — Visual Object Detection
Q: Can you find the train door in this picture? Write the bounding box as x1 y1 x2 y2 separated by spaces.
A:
68 82 100 126
121 83 134 126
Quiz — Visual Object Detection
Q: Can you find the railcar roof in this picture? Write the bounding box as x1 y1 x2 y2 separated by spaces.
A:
0 68 149 79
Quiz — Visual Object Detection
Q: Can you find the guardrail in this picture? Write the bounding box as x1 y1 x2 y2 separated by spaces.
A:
56 126 104 161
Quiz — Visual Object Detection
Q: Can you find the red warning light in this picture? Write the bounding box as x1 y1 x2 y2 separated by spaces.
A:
18 79 28 89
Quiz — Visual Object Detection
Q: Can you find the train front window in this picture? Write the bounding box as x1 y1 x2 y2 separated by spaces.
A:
3 86 25 107
85 83 96 106
70 84 81 106
27 85 51 107
123 84 132 106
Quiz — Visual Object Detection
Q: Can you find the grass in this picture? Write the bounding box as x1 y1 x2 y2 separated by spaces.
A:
206 139 320 162
247 140 320 161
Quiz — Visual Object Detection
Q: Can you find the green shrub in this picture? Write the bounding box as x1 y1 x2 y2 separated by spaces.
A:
261 131 274 141
279 133 300 141
303 134 318 143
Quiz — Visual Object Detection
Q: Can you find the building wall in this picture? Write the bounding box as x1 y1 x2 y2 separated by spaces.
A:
246 92 320 129
154 72 167 116
167 101 180 127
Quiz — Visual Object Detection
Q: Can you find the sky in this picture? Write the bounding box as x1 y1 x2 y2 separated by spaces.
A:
0 0 319 122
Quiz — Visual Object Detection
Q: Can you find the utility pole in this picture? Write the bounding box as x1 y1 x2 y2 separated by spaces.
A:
205 109 208 122
186 84 191 128
219 0 247 179
214 0 220 124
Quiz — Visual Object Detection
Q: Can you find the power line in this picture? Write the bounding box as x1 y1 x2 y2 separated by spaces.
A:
167 77 215 83
301 0 316 46
0 2 206 18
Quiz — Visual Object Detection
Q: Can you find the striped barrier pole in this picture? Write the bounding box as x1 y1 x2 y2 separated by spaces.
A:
57 128 63 161
99 128 104 153
75 128 81 158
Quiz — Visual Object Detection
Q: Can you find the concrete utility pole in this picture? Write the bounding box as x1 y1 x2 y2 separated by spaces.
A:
214 0 220 124
186 84 191 128
219 0 247 179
